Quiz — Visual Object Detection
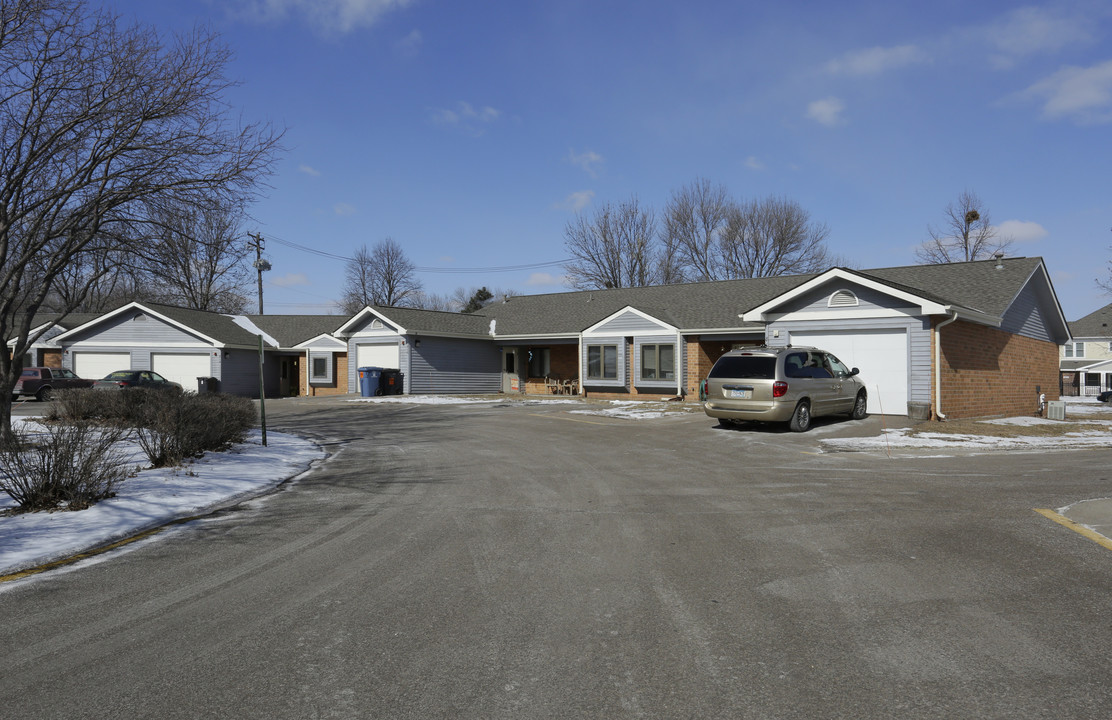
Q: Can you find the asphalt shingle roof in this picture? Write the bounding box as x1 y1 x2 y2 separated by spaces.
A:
473 257 1050 335
1068 303 1112 338
244 314 349 347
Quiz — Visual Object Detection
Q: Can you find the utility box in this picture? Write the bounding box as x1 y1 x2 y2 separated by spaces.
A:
1046 400 1066 421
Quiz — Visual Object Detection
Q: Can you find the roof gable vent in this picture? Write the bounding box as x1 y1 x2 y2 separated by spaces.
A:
370 319 384 330
828 290 859 308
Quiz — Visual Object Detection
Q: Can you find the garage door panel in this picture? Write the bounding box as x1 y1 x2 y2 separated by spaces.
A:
151 353 212 391
73 352 131 381
356 344 400 370
790 329 908 416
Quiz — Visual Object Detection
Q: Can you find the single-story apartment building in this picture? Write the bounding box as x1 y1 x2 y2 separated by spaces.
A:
38 256 1069 419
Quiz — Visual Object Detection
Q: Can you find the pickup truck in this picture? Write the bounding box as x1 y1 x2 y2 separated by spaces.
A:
12 367 95 401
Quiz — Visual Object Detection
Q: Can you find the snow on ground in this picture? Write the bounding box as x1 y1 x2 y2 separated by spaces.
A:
0 421 323 576
822 398 1112 453
570 400 692 420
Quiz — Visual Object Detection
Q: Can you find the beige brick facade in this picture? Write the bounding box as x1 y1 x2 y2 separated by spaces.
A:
301 352 349 397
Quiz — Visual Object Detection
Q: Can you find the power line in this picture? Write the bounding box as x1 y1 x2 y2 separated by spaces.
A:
265 233 569 273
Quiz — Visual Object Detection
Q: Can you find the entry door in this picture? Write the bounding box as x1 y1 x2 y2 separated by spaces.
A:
279 357 299 396
502 348 521 393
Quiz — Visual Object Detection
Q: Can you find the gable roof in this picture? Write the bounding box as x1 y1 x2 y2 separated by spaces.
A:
1069 303 1112 339
55 302 265 348
244 314 347 348
336 305 495 338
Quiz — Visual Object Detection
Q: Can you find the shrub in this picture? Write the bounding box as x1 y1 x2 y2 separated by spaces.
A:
133 391 257 468
0 421 131 511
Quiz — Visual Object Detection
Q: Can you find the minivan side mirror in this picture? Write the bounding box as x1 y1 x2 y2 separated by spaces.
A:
849 367 860 376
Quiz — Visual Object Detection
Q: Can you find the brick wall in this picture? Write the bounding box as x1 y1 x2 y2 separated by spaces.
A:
524 345 578 394
302 352 349 397
683 336 760 397
936 320 1060 419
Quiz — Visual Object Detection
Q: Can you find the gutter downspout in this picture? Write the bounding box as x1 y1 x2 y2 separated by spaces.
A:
934 311 958 420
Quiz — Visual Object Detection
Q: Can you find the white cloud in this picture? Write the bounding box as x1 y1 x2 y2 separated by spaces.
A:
567 149 604 177
333 202 356 216
270 272 310 287
395 28 422 56
554 190 595 211
298 164 321 177
430 101 502 135
806 97 846 126
986 6 1093 69
1022 59 1112 123
235 0 414 34
825 45 928 76
995 220 1048 243
744 156 765 171
525 272 566 287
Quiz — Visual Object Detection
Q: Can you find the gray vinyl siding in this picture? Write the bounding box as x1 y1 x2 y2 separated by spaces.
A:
63 310 209 345
408 337 500 394
768 317 932 403
1000 282 1053 342
774 282 919 316
216 349 260 397
581 336 626 389
590 310 671 335
633 335 681 389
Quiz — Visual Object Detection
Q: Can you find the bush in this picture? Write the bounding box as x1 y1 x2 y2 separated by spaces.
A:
132 391 257 468
0 421 131 511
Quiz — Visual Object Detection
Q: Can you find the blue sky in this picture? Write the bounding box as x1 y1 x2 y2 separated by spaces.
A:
104 0 1112 319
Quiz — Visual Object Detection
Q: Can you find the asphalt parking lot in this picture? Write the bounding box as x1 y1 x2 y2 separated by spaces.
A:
3 395 1111 718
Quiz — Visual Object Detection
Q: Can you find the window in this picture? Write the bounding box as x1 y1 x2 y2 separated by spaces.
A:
312 356 328 379
587 345 618 380
528 348 550 378
641 344 675 381
1065 342 1085 358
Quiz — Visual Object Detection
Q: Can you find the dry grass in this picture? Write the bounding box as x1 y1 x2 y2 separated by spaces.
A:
906 415 1112 439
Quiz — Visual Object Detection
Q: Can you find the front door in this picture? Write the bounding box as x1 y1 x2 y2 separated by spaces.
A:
279 357 299 396
502 348 522 393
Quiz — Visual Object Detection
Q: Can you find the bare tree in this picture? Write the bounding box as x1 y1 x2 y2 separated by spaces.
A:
339 238 423 313
917 189 1013 264
0 0 281 439
662 178 731 282
563 197 658 290
410 291 456 312
140 199 251 313
719 196 833 278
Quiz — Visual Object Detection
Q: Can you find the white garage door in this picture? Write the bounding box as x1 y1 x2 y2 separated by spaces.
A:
73 352 131 381
356 343 400 370
789 329 908 416
151 353 212 391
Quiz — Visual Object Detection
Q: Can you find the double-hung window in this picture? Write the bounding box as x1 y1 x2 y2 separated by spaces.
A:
1065 342 1085 358
640 344 675 381
587 345 618 380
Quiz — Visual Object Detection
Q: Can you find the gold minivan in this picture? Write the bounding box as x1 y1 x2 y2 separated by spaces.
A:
702 346 867 432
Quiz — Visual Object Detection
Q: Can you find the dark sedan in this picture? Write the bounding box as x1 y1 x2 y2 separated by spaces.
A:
93 370 183 392
1098 390 1112 403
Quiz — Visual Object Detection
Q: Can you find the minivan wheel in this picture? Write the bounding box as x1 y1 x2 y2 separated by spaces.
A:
850 391 867 420
789 401 811 432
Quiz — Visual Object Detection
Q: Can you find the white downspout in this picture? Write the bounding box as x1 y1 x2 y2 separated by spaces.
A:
934 311 958 420
676 331 683 398
578 334 584 396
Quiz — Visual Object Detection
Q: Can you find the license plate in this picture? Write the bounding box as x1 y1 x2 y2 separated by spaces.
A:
725 388 752 399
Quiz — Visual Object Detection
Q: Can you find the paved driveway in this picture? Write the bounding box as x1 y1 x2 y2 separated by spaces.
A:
3 397 1111 718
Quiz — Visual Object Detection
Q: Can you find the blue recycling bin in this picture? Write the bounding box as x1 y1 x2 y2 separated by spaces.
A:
358 367 382 397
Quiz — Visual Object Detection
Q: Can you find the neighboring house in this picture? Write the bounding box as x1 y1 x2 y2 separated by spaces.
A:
478 256 1068 419
6 313 103 369
1059 303 1112 396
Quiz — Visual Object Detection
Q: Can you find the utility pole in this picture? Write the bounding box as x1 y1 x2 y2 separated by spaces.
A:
248 232 271 315
247 232 270 445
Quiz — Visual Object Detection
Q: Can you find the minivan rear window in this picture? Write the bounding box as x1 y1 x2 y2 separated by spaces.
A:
708 356 776 380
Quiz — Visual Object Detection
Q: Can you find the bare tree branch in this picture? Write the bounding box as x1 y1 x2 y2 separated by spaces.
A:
0 0 282 438
916 189 1013 264
563 197 657 290
339 238 422 312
